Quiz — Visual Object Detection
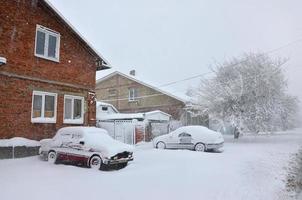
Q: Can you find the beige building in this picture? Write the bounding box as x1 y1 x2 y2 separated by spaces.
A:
95 71 186 120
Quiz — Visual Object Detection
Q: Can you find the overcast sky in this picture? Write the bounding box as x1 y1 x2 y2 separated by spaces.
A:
49 0 302 104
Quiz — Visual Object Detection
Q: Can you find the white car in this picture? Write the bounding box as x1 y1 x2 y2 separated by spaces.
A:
153 126 224 152
39 127 134 170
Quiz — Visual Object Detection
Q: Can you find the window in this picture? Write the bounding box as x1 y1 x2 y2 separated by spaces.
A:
31 91 57 123
64 95 84 124
179 132 192 144
35 25 60 62
128 88 138 101
101 106 108 111
178 133 192 137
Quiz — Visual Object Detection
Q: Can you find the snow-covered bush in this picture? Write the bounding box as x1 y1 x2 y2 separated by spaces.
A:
286 149 302 198
188 53 299 133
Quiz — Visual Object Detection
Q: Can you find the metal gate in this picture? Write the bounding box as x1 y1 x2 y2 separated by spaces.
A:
114 120 135 144
97 120 146 144
151 122 169 138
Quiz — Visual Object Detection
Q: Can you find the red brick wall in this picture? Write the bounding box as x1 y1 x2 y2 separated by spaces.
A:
0 0 99 139
0 0 97 89
0 75 96 140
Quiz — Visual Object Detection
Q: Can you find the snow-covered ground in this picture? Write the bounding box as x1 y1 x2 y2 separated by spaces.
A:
0 130 302 200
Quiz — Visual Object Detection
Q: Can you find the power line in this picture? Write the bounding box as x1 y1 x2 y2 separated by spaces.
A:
156 37 302 88
100 37 302 102
158 72 213 87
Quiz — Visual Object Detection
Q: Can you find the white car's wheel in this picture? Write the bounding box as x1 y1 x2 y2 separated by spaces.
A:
156 142 166 149
89 155 102 170
47 151 57 164
195 143 206 152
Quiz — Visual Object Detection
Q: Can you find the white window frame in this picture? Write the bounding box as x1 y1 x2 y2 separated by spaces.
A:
34 24 61 62
128 88 138 102
31 91 57 124
63 95 85 124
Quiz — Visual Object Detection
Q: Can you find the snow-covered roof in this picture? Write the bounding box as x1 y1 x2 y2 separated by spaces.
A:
42 0 111 69
96 101 119 113
98 113 145 121
145 110 171 121
97 110 171 121
96 70 187 103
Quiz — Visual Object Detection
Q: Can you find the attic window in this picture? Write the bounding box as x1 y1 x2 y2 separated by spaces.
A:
129 88 138 102
35 25 60 62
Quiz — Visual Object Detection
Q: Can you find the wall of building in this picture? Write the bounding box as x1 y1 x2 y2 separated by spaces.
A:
95 74 185 120
0 0 97 89
0 0 98 139
0 75 96 140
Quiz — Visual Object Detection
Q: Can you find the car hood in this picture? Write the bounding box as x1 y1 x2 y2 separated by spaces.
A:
83 133 134 157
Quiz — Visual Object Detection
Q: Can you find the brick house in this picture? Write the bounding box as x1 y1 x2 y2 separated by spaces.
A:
0 0 110 140
95 71 186 121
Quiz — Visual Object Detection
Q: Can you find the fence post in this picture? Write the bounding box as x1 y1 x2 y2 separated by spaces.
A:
143 124 146 142
12 145 15 159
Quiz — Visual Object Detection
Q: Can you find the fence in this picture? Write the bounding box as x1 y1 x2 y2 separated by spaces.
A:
0 146 40 159
150 122 170 139
98 120 146 145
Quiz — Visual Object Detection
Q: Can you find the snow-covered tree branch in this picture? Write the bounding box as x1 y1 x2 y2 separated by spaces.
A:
188 53 300 133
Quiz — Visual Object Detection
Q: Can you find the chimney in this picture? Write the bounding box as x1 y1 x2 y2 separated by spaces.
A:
130 70 136 76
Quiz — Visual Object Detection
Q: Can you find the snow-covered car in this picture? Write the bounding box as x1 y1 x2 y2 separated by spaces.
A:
153 126 224 152
39 127 134 170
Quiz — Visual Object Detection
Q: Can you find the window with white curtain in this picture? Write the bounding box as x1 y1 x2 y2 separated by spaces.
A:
31 91 57 123
64 95 84 124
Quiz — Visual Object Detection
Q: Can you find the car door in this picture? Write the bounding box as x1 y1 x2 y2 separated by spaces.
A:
165 132 179 149
65 132 89 162
178 132 194 149
55 132 73 161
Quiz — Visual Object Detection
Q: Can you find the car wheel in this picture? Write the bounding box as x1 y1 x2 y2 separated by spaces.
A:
156 142 166 149
89 155 102 170
194 143 206 152
47 151 57 164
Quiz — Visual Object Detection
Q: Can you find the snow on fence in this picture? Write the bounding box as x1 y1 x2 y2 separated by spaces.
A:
97 120 146 145
150 122 169 139
0 137 40 159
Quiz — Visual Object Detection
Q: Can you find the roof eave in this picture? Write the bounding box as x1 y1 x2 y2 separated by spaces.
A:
42 0 112 69
96 71 187 103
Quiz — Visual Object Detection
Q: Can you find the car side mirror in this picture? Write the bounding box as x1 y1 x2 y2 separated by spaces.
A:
79 141 85 145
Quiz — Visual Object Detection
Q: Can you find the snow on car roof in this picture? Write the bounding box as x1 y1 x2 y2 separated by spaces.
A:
175 126 219 135
56 126 134 156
